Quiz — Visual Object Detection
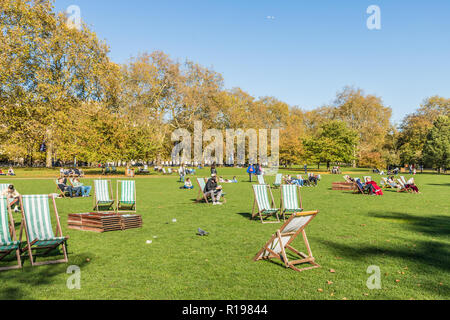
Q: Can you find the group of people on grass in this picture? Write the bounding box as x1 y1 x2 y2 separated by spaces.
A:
246 163 264 182
57 177 92 198
60 167 83 177
284 174 321 187
384 176 420 193
0 167 15 176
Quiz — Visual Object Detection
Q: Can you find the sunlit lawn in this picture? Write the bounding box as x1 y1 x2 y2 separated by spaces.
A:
0 167 448 300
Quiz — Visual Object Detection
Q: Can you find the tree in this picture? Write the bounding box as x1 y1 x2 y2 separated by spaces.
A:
303 120 359 169
423 116 449 173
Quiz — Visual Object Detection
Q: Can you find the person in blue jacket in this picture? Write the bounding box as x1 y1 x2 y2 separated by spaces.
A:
247 164 255 182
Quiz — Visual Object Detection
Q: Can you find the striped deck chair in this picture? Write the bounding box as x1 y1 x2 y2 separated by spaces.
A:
353 178 368 195
0 184 9 193
0 197 21 271
251 185 280 224
281 185 303 221
93 180 114 212
257 175 266 185
19 195 68 266
116 180 136 213
196 178 210 203
396 179 411 193
254 211 320 272
54 179 69 198
273 174 282 189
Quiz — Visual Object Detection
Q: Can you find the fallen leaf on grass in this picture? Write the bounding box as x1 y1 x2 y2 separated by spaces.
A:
317 288 323 293
327 281 333 285
330 269 336 273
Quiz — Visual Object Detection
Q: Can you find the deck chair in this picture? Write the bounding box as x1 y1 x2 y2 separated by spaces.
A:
254 211 320 272
257 175 266 185
116 180 136 213
354 179 368 195
400 176 408 185
196 178 226 204
343 175 352 183
380 177 392 189
280 185 303 221
0 184 9 193
19 195 68 266
273 174 282 189
0 197 21 271
93 180 115 212
251 185 280 224
396 179 412 193
54 179 69 198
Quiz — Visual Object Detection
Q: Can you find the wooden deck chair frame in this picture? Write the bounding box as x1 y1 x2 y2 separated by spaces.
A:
273 174 282 189
251 185 280 224
353 179 368 195
280 185 303 221
54 179 69 198
0 197 22 271
254 211 320 272
116 180 137 213
18 195 68 266
93 180 115 212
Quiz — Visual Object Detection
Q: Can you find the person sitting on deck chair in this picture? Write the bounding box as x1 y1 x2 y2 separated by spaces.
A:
204 175 223 205
308 173 318 186
1 185 20 212
406 178 420 193
387 176 399 189
364 177 383 196
57 178 81 198
72 178 92 197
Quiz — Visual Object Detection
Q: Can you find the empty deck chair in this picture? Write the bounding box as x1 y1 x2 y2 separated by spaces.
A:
251 185 280 224
273 174 282 189
93 180 115 212
257 175 266 185
254 211 320 272
281 185 303 221
19 195 68 266
116 180 136 213
0 197 21 271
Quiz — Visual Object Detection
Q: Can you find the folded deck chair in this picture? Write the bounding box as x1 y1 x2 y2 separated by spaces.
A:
251 185 280 224
19 195 68 266
280 185 304 221
93 180 115 212
254 211 320 272
0 197 21 271
116 180 136 213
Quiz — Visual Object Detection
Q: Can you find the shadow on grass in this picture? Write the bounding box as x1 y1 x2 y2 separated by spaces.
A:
427 183 450 187
0 250 91 300
368 211 450 237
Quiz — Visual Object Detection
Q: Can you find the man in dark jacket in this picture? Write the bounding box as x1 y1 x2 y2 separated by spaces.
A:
57 178 81 198
204 175 223 205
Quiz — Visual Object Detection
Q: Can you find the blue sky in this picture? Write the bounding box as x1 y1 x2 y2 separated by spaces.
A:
54 0 450 122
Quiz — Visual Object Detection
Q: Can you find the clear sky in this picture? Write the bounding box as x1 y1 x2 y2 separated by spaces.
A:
53 0 450 122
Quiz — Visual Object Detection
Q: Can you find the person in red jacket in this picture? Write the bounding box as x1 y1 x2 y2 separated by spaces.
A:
365 178 384 196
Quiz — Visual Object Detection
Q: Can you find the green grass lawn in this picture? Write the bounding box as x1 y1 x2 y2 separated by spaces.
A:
0 168 449 300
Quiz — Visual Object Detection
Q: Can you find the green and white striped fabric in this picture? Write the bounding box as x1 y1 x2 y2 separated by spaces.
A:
120 180 135 204
282 185 303 213
257 175 266 185
253 185 278 214
274 174 282 186
94 180 112 203
21 195 64 247
197 178 206 192
0 184 9 193
0 197 19 251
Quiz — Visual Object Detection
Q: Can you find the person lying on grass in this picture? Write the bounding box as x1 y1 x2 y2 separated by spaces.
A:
406 178 421 193
57 177 81 198
1 185 20 212
180 178 194 190
204 175 223 205
7 167 15 176
72 178 92 197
